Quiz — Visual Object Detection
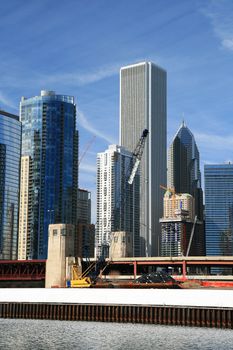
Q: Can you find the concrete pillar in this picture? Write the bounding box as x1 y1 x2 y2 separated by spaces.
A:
45 224 75 288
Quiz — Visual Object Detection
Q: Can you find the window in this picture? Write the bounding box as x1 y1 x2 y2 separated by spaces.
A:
114 236 118 243
61 228 66 236
53 229 58 236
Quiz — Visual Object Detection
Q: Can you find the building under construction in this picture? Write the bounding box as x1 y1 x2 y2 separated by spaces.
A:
160 191 205 256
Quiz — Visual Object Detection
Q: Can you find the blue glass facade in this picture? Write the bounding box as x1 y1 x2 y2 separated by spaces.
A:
20 91 78 259
205 164 233 256
0 110 21 259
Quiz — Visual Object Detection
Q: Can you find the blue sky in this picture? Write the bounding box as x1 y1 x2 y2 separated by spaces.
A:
1 0 233 221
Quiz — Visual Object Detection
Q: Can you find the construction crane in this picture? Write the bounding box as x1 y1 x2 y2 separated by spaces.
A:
78 135 96 166
128 129 149 185
67 261 94 288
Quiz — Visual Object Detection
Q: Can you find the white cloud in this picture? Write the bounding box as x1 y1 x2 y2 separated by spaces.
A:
79 163 96 174
37 64 119 87
77 109 116 144
0 91 18 110
1 59 145 92
202 1 233 52
222 38 233 50
195 131 233 151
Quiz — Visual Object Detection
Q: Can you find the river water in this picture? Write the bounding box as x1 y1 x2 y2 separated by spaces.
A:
0 319 233 350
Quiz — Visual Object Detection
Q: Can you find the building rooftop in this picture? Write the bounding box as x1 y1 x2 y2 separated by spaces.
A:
21 91 74 104
0 109 19 121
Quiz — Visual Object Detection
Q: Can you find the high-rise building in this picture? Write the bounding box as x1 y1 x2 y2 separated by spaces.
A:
18 156 32 260
120 61 167 256
77 189 91 224
168 121 203 220
205 164 233 256
76 188 94 258
96 145 140 258
163 192 195 221
167 121 205 256
160 191 205 256
76 223 95 258
19 91 78 259
0 110 21 260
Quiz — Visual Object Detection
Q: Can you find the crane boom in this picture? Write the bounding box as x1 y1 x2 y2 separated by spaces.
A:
78 135 96 166
128 129 149 185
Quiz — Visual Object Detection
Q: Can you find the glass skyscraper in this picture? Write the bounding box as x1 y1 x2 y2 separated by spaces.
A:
167 121 205 256
168 121 203 221
0 110 21 260
205 164 233 256
18 91 78 259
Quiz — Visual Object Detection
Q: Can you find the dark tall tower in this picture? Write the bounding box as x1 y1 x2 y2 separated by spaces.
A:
19 91 78 259
167 121 205 256
168 121 203 221
0 110 21 260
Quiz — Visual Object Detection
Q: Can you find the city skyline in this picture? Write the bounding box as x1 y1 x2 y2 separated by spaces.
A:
0 0 233 222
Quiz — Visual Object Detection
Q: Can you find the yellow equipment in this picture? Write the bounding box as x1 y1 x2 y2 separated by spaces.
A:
68 261 96 288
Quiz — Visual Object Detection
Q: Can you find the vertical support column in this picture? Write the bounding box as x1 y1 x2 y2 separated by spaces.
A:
133 261 137 280
182 260 186 280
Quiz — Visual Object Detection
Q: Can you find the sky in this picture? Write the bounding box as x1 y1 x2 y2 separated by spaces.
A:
1 0 233 222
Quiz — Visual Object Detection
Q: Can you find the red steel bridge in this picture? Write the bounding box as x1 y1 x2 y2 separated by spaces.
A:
0 260 46 281
0 257 233 282
104 256 233 279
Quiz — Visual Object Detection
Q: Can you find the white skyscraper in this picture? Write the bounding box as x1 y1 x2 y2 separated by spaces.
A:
95 145 140 258
120 61 167 256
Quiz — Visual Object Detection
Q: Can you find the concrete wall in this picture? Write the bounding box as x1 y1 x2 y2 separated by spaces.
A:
1 289 233 308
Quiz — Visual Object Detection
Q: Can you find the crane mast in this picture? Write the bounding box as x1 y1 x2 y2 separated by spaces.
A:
128 129 149 185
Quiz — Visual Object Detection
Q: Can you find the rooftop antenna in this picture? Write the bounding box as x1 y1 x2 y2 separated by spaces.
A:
182 112 185 127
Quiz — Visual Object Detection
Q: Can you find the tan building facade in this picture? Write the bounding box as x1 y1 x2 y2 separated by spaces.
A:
160 191 205 256
163 191 195 221
18 156 32 260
